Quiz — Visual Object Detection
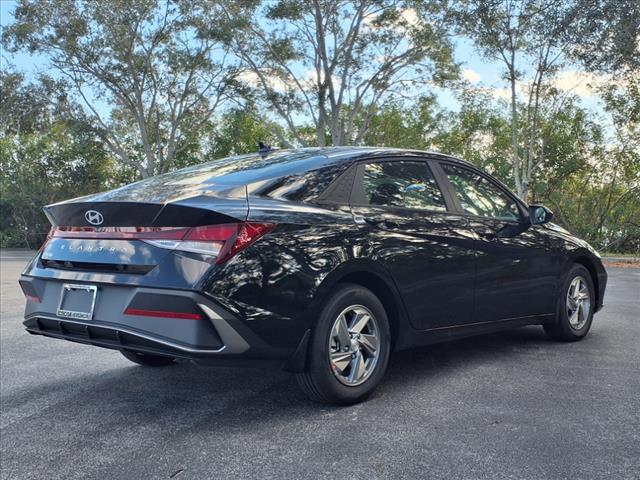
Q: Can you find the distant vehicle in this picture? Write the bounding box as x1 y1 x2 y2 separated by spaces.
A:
20 147 607 404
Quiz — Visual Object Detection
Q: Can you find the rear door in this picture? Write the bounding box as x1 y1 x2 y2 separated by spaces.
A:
436 162 558 322
349 158 476 330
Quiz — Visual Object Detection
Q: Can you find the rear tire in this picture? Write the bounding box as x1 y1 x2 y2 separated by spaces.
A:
296 284 391 405
120 350 176 367
544 264 595 342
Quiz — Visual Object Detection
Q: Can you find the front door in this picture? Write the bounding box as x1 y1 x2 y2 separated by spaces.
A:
437 162 558 323
349 159 476 330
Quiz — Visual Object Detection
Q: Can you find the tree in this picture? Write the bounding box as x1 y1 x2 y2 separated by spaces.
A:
450 0 576 200
430 90 513 181
590 75 640 251
203 106 285 160
0 71 70 136
215 0 458 147
565 0 640 76
362 95 442 149
3 0 240 178
0 73 116 248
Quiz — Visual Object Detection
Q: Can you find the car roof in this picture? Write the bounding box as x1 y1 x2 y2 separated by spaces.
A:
172 146 471 186
72 147 473 204
272 146 471 169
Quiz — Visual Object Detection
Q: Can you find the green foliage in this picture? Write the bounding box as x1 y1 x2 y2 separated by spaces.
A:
564 0 640 76
363 96 441 149
0 124 115 248
3 0 240 177
430 91 513 182
203 107 284 161
0 72 116 248
218 0 459 146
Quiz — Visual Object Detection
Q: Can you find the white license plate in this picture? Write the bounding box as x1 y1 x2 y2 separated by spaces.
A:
57 284 98 321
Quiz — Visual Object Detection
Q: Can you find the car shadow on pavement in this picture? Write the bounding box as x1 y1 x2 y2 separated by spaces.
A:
3 325 556 438
387 325 550 378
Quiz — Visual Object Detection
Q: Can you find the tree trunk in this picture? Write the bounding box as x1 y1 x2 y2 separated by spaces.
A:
509 65 525 199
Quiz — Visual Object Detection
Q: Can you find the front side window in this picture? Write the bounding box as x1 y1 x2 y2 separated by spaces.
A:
361 161 446 211
441 164 520 221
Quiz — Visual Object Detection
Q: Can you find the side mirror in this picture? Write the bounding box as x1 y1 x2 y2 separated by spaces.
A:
529 204 553 225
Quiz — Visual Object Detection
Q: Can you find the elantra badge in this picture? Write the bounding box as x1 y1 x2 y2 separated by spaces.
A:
84 210 104 225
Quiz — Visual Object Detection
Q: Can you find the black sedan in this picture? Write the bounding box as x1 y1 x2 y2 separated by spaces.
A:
19 147 607 404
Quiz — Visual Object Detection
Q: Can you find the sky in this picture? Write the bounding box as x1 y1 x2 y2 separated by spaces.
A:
0 0 607 128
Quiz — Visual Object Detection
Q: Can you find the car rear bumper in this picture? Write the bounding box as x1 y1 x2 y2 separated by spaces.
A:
20 275 295 367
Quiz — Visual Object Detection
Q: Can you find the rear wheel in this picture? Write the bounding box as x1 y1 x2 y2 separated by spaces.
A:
544 264 595 342
120 350 176 367
296 284 390 405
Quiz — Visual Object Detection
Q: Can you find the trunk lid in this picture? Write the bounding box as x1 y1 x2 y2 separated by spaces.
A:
43 181 248 228
38 185 249 282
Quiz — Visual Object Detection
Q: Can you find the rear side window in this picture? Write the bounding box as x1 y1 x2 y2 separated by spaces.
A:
251 165 347 203
441 164 520 221
360 161 446 211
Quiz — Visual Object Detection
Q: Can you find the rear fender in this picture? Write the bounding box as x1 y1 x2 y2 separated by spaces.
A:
309 259 412 349
284 260 409 372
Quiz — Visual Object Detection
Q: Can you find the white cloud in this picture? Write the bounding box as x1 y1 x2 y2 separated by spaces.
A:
490 87 511 100
400 8 421 27
475 69 627 103
552 70 610 97
462 68 481 83
237 70 289 92
238 68 343 95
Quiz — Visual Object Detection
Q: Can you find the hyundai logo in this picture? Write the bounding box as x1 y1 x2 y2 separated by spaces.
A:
84 210 104 226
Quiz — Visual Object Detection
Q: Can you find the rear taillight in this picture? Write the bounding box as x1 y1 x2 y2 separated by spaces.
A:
50 223 275 264
51 226 190 239
223 223 276 262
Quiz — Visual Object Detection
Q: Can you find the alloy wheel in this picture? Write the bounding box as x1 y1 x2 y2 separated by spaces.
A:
328 305 381 386
566 275 591 330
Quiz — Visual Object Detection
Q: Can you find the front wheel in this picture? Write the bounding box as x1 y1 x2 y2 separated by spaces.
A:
296 284 391 405
544 264 595 342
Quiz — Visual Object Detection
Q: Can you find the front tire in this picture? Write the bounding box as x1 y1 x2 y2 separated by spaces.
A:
544 264 595 342
296 284 391 405
120 350 176 367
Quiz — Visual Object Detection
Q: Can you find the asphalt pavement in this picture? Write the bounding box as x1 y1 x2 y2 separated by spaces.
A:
1 251 639 479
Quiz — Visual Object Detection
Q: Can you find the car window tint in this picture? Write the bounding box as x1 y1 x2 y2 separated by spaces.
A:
362 161 446 211
248 165 347 203
91 149 333 202
441 164 520 221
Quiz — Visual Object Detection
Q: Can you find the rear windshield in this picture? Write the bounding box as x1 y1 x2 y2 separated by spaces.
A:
178 151 327 181
148 150 328 186
93 149 330 202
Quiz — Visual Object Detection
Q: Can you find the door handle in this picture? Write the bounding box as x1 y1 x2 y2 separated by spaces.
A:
479 231 499 242
353 215 399 229
352 214 367 225
365 218 399 229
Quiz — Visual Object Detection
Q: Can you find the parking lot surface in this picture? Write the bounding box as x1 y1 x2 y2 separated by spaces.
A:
1 251 639 479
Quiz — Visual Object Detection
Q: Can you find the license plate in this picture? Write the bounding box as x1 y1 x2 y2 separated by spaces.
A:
57 284 98 320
